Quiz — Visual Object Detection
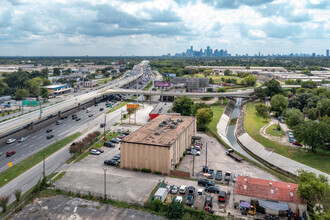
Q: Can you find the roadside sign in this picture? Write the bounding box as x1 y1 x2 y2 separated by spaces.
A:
22 100 30 106
9 162 12 167
110 104 112 108
127 104 139 109
32 100 38 106
101 89 104 92
121 99 123 101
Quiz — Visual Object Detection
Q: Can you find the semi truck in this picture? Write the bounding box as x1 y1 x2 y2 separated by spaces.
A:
226 149 244 162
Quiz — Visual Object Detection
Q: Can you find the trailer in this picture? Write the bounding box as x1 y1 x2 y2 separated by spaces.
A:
226 149 244 162
154 188 168 203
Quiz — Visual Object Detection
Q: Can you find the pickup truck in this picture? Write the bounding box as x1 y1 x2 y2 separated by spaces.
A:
226 149 243 162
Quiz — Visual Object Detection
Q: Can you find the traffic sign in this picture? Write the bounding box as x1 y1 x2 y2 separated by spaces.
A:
9 162 12 167
32 100 38 106
22 100 31 106
127 104 139 109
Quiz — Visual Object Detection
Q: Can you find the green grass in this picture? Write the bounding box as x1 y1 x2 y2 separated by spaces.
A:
0 132 82 187
106 101 128 114
52 172 66 183
245 102 330 174
143 81 153 90
266 124 285 137
207 99 229 132
185 73 244 84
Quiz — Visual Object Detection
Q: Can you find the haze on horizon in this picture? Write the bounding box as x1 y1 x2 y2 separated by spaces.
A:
0 0 329 56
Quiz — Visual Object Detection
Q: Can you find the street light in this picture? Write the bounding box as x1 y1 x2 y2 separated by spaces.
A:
103 168 107 200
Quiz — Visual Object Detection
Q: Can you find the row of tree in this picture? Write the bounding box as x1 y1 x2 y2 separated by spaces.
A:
69 131 101 155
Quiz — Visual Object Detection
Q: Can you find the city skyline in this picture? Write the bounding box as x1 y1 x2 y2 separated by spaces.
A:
0 0 329 56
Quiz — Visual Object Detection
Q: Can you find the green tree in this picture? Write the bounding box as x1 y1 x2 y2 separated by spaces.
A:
14 89 30 100
206 88 213 93
42 78 52 86
196 108 213 131
284 109 303 129
14 189 22 202
0 195 10 213
270 94 288 116
41 68 49 77
53 68 61 76
307 108 318 121
208 78 214 84
203 69 213 77
255 103 269 119
254 87 267 100
294 121 330 152
151 199 163 212
24 77 43 96
301 69 312 76
166 197 184 219
297 170 330 219
0 80 9 96
242 75 257 86
288 93 316 111
318 98 330 117
224 69 231 76
191 102 209 116
301 80 318 89
40 88 49 99
216 88 226 92
265 79 282 97
64 68 72 75
173 96 194 116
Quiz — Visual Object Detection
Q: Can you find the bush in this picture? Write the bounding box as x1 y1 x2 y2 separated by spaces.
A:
14 189 22 202
175 163 178 168
133 168 139 172
141 168 151 173
154 171 162 175
167 197 184 219
0 195 10 213
180 157 183 161
151 199 163 212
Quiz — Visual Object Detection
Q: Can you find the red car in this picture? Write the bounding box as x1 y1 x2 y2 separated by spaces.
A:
6 151 16 157
292 142 303 147
95 148 104 153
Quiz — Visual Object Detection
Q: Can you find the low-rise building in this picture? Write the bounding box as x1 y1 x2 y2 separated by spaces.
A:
120 115 196 174
83 80 99 87
43 84 72 96
234 176 307 218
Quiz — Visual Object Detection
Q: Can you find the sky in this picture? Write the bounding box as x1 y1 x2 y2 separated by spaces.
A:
0 0 329 56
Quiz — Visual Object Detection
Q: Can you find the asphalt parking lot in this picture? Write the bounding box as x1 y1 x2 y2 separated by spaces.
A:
177 132 279 183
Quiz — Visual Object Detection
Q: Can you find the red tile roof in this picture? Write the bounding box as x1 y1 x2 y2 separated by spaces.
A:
234 176 304 204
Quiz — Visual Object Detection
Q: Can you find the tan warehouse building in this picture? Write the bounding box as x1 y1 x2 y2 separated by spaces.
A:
120 115 196 174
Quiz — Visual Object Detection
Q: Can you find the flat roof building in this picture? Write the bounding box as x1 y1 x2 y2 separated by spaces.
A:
43 84 72 96
120 115 196 174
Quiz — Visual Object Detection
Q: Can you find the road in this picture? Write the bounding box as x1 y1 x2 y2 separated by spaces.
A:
0 105 125 208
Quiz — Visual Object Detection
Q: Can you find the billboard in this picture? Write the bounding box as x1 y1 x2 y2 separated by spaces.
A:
154 81 171 87
127 104 139 109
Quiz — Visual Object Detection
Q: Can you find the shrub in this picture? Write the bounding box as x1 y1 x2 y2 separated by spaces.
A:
14 189 22 202
175 163 178 168
141 168 151 173
0 195 10 213
180 157 183 161
167 197 184 219
151 198 163 212
133 168 139 172
154 171 162 175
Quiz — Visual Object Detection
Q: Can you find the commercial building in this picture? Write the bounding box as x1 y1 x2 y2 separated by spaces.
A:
120 115 196 174
172 77 209 92
83 80 99 87
43 84 72 96
234 176 307 218
149 102 178 120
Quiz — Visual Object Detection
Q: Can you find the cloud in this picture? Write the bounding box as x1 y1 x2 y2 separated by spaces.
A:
203 0 274 9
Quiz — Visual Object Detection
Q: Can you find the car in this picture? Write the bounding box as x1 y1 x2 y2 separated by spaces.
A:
175 196 183 203
190 149 201 156
224 171 232 182
110 138 120 143
198 179 215 187
113 154 120 160
215 170 223 181
88 114 94 117
193 146 201 151
208 169 215 179
245 174 250 177
205 196 213 208
187 186 195 195
197 189 204 196
100 123 105 128
104 142 115 147
166 185 173 192
122 132 130 136
86 108 91 113
6 151 16 157
94 104 98 107
46 128 53 133
104 159 119 166
18 137 28 142
218 191 227 203
185 195 194 206
46 134 54 139
82 106 87 110
47 114 53 118
95 148 104 153
292 141 303 147
76 117 81 121
56 120 62 125
72 114 77 119
205 186 220 193
116 135 126 140
100 108 104 111
7 138 16 144
171 186 179 194
233 173 239 183
179 185 187 194
90 149 101 155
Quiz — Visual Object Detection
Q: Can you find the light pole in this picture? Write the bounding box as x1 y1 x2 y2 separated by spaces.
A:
103 168 107 200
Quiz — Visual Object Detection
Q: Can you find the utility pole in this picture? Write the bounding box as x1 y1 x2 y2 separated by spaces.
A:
104 113 106 140
43 153 46 179
121 110 123 124
39 98 43 119
192 153 195 176
205 143 208 169
103 168 107 200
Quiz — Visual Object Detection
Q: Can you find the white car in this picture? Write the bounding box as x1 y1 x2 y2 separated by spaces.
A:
190 149 201 156
179 185 187 194
7 138 16 144
197 188 204 196
19 137 28 142
90 149 101 155
175 196 183 203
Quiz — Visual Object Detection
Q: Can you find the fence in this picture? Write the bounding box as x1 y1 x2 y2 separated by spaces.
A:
148 179 165 203
170 170 190 178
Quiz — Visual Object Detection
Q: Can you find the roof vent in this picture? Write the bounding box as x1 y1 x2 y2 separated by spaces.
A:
154 131 161 135
243 185 247 190
271 189 274 194
162 120 167 125
177 118 183 122
170 124 175 129
287 185 290 187
269 182 272 186
166 118 171 122
159 123 165 127
290 192 293 197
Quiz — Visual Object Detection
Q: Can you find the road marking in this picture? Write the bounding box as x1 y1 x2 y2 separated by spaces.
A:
22 144 28 147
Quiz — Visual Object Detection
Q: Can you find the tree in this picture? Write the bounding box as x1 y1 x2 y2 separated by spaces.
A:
294 121 330 152
203 69 213 77
318 98 330 117
255 103 269 119
64 68 72 75
206 88 213 93
41 68 49 77
173 96 194 116
14 89 30 100
301 69 312 76
14 189 22 202
208 78 214 84
167 197 184 219
297 170 330 219
42 78 52 86
0 195 10 213
0 80 9 96
216 88 226 92
24 77 43 96
265 79 282 97
224 69 231 76
53 68 61 76
40 88 49 99
151 199 163 212
196 108 213 131
307 108 318 121
270 94 288 116
254 87 267 100
191 102 209 116
288 93 316 111
242 75 257 86
301 80 318 89
284 109 303 129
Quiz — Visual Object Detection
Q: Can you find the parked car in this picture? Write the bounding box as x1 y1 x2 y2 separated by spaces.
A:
18 137 28 142
179 185 187 194
7 138 16 144
215 170 223 181
117 134 126 139
110 138 120 143
76 117 81 121
104 142 115 147
233 173 239 183
218 191 227 203
166 185 173 193
198 179 215 187
205 196 213 208
82 106 87 110
208 169 215 179
205 186 220 193
100 108 104 111
6 151 16 157
90 149 100 155
72 114 77 119
113 154 120 160
89 114 94 117
46 128 53 133
245 174 250 177
188 186 195 195
46 134 54 139
100 123 105 128
292 141 303 147
122 132 130 136
185 195 194 206
188 149 200 156
224 171 232 182
197 189 204 196
95 148 104 153
56 120 62 125
171 186 179 194
175 196 183 203
104 159 119 166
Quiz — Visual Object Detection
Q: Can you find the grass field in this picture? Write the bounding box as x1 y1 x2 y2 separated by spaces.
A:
143 81 153 90
106 102 128 114
266 124 285 137
184 73 244 84
245 102 330 174
207 99 229 132
0 132 82 187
